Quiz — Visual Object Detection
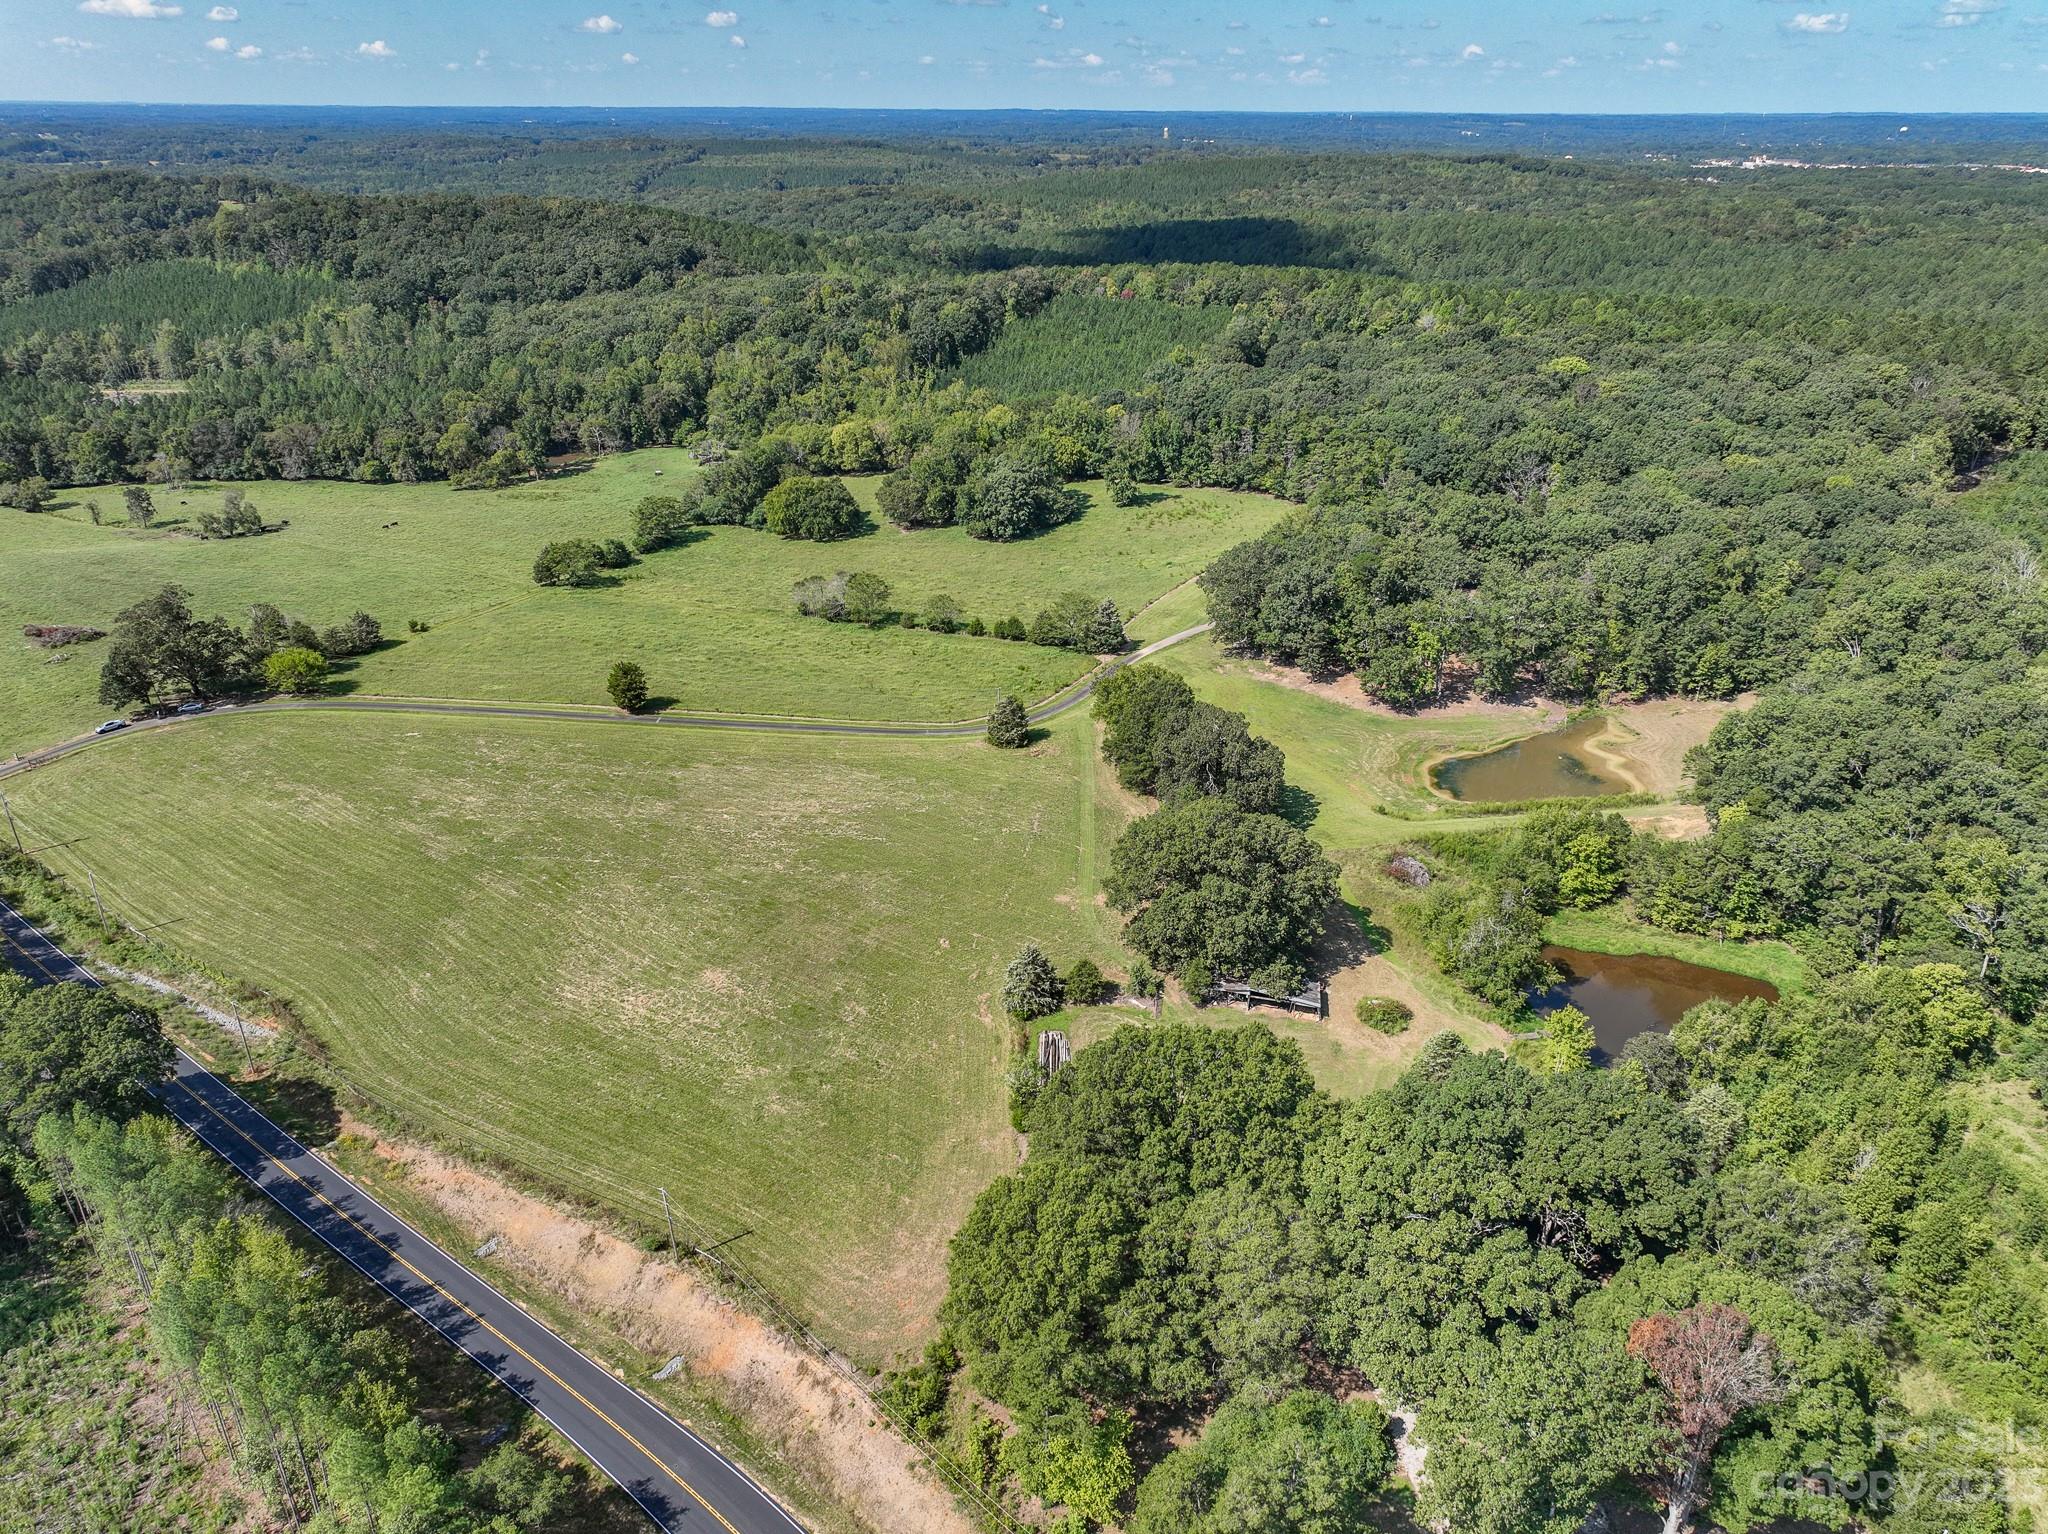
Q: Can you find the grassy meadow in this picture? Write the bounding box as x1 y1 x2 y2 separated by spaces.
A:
2 490 1787 1354
4 708 1130 1360
1 453 1283 755
1145 636 1544 846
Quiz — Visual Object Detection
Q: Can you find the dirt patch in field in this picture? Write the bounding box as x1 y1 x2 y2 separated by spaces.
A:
1245 661 1746 800
1245 660 1568 726
356 1132 976 1534
1625 804 1713 841
1197 903 1509 1097
1600 696 1751 797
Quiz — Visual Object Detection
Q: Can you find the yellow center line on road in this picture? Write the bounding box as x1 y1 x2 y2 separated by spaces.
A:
165 1073 746 1534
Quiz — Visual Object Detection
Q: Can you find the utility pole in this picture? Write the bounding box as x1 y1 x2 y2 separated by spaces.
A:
658 1187 679 1260
86 867 110 934
0 790 20 853
233 1009 254 1075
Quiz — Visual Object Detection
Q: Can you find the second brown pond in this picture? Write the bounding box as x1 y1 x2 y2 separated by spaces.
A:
1528 945 1779 1061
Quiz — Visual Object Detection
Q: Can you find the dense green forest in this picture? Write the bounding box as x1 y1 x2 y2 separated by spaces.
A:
6 116 2048 1534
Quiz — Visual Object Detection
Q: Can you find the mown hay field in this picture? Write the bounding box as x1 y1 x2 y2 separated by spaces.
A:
1 451 1282 755
6 709 1126 1360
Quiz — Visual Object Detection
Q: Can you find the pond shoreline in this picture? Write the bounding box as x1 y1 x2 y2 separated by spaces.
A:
1530 943 1781 1061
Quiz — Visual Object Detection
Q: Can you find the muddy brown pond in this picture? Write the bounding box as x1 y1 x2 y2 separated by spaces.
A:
1431 714 1628 801
1528 945 1779 1062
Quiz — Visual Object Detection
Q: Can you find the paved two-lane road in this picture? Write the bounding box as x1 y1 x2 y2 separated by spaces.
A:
0 899 804 1534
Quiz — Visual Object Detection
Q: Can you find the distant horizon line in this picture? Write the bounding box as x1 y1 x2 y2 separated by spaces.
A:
9 100 2048 122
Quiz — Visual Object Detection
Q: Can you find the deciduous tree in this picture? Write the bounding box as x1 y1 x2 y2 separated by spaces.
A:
263 646 329 695
1627 1304 1786 1534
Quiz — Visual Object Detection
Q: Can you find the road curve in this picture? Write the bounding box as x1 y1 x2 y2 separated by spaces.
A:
0 622 1215 781
0 898 805 1534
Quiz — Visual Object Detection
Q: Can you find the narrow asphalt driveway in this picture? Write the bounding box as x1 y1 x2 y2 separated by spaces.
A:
0 622 1214 780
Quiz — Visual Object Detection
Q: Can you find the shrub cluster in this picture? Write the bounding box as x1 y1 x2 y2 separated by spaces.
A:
193 487 263 539
1355 997 1414 1035
97 584 383 707
1000 942 1121 1021
787 575 1124 656
791 570 893 624
532 537 633 587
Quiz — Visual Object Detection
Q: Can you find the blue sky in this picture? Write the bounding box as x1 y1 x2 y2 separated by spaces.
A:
6 0 2046 112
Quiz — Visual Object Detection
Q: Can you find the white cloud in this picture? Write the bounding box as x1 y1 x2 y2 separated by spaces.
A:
1311 14 1334 25
579 13 622 31
1786 11 1849 30
1662 39 1681 53
1033 48 1105 68
1289 65 1328 83
357 38 395 56
620 50 638 62
206 3 236 17
77 0 183 15
917 52 935 63
1938 0 1999 21
206 34 228 49
1460 41 1485 58
728 32 745 46
1279 50 1306 63
234 42 259 57
705 9 738 24
49 34 101 48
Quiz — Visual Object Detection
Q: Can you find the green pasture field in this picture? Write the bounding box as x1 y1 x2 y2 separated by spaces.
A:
1144 636 1537 850
2 562 1786 1359
0 452 1283 756
4 708 1127 1361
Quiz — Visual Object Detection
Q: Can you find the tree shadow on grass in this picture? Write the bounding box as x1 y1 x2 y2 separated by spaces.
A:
1313 897 1390 978
316 658 368 697
640 695 681 713
1277 782 1323 831
645 527 710 555
233 1069 342 1147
